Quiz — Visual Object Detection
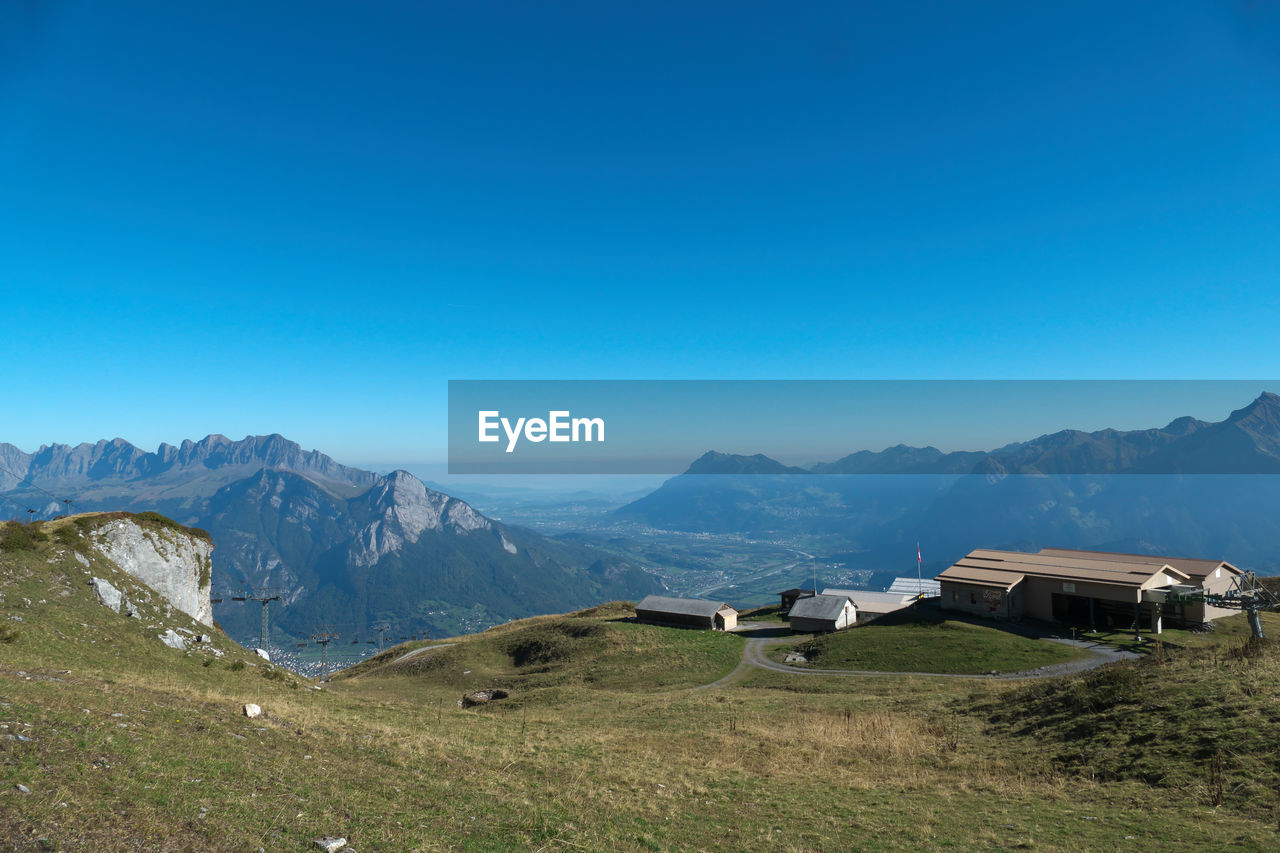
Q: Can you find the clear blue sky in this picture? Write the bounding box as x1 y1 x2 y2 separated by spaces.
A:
2 1 1278 463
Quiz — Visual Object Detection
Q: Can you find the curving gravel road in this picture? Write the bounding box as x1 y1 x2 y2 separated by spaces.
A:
378 627 1136 689
390 643 455 664
698 628 1139 689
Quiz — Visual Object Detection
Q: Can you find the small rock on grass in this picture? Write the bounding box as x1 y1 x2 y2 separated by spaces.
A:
242 703 262 718
459 688 509 708
16 784 30 793
313 838 347 853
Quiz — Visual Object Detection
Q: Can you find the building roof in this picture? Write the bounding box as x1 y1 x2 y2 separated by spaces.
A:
635 595 734 618
777 588 815 597
1036 548 1240 581
936 549 1192 591
788 594 852 622
822 589 916 611
931 548 1187 589
933 566 1023 591
887 577 942 597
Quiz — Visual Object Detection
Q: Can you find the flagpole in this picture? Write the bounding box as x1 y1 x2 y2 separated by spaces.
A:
916 541 924 621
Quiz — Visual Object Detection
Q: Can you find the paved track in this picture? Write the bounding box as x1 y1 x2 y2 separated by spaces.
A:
390 643 455 664
699 628 1138 689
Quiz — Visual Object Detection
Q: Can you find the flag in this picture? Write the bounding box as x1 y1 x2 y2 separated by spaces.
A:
917 543 922 566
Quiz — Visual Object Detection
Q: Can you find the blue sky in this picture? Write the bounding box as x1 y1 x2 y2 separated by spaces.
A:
2 1 1279 463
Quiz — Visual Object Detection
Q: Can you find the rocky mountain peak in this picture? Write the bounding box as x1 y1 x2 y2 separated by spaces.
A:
1226 391 1280 426
685 451 804 475
5 433 378 489
348 470 493 567
1162 415 1205 436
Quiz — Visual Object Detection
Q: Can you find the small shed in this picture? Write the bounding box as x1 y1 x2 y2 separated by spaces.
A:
635 595 738 631
787 594 855 633
777 588 815 615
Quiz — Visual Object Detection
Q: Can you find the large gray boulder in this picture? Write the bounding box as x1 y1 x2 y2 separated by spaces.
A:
90 577 122 612
158 629 187 650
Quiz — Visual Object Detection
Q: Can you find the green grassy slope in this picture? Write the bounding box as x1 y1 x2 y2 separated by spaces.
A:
783 609 1092 674
978 611 1280 812
3 519 1280 851
334 606 745 696
0 517 259 679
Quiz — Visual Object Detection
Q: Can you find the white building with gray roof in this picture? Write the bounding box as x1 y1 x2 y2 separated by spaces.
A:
787 594 855 633
822 588 917 622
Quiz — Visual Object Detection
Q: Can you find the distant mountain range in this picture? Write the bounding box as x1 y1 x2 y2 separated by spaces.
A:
0 435 659 644
617 392 1280 570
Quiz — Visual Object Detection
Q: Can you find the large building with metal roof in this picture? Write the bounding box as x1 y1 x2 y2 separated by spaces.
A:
634 595 738 631
936 547 1241 633
1036 548 1242 624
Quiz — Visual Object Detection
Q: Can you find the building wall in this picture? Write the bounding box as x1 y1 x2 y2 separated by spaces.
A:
852 608 899 625
1197 568 1240 622
1178 598 1235 624
854 609 900 625
717 608 739 631
790 602 853 633
789 615 835 633
635 610 714 630
940 582 1018 619
779 591 813 614
1020 577 1142 623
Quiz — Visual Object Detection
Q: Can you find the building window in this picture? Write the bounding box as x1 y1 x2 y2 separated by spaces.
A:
951 590 957 602
970 591 977 605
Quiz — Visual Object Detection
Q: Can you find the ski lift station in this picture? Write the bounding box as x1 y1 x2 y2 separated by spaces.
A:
936 547 1251 634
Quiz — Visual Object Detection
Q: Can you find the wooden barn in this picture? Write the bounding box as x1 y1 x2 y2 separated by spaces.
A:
634 595 739 631
787 594 855 633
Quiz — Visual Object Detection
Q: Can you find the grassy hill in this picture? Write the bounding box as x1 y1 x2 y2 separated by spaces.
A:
334 606 745 695
977 616 1280 812
4 517 1280 850
781 609 1092 674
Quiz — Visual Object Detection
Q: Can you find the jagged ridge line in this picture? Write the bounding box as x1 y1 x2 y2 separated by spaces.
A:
0 459 75 510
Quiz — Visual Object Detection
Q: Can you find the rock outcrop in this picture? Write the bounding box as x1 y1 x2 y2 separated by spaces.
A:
347 470 495 567
87 517 214 624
